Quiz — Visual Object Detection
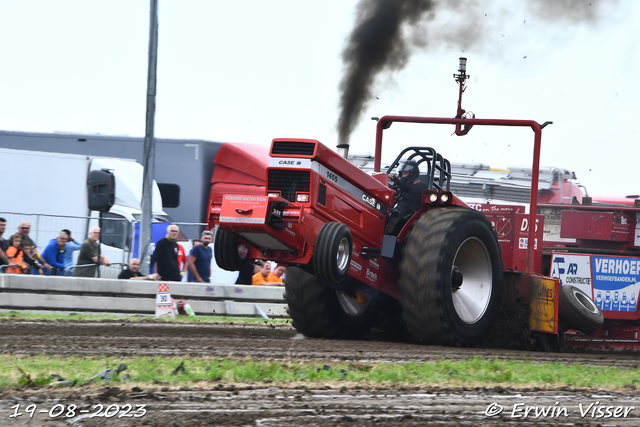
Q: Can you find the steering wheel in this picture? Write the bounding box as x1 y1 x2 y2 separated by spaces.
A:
388 175 403 200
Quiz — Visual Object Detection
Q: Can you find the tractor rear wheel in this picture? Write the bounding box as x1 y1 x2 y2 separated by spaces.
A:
284 266 377 339
399 207 503 346
313 222 352 284
214 227 248 271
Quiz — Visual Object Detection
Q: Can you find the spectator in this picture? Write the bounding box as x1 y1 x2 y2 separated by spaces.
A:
45 229 82 274
150 224 182 282
234 244 254 285
187 230 213 283
5 234 28 274
252 262 283 286
22 244 45 275
267 265 285 283
177 243 188 279
118 258 160 280
183 239 201 278
0 217 17 270
41 232 68 275
16 221 52 271
73 227 111 277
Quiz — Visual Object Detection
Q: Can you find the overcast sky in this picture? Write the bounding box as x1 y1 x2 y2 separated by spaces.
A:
0 0 638 197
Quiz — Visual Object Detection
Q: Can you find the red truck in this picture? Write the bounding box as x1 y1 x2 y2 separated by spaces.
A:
209 59 640 351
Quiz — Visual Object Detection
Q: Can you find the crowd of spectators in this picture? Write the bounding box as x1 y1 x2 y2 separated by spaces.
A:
1 219 285 286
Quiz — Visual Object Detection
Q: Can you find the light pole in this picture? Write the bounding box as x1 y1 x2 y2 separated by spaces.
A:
140 0 159 275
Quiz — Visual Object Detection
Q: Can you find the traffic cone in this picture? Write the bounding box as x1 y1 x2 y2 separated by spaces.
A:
155 283 177 318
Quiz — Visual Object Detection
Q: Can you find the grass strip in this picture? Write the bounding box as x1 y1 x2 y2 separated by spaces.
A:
1 355 639 390
0 311 290 325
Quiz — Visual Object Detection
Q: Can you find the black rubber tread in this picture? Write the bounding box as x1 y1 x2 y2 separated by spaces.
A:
559 285 604 335
313 222 352 284
398 207 504 346
284 266 377 339
213 227 247 271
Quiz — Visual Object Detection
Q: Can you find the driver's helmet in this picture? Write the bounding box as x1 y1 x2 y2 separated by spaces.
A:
397 160 419 183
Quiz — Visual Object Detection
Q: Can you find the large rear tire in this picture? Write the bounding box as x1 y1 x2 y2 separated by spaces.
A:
313 222 352 284
399 207 503 346
214 227 248 271
284 266 377 339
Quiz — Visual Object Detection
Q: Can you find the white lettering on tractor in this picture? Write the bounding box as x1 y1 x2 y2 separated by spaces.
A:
362 194 377 208
350 260 362 273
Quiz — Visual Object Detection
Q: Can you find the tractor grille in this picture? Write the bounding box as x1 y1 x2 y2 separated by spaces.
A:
268 169 310 202
271 140 316 156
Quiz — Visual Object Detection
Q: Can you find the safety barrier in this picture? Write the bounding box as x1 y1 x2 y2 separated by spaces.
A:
0 274 288 318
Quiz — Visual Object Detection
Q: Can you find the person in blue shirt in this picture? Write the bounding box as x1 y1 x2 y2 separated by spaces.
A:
41 232 68 275
46 229 82 275
187 230 213 283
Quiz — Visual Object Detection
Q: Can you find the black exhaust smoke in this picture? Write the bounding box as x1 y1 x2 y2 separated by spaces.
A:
335 0 616 158
337 0 434 157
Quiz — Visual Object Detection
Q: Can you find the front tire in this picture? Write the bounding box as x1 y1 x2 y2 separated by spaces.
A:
284 266 377 339
313 222 352 284
399 207 503 346
214 227 248 271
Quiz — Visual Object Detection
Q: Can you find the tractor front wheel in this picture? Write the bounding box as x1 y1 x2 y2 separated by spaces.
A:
399 207 503 346
313 222 352 284
214 227 248 271
284 266 377 339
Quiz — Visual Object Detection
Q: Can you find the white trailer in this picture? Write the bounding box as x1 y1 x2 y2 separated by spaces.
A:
0 148 168 272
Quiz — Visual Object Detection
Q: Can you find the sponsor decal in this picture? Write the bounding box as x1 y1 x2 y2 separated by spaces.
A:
369 259 380 269
551 253 640 312
284 227 296 237
219 216 265 224
224 195 266 201
350 260 362 273
351 243 359 258
518 237 537 250
270 207 282 218
365 268 378 282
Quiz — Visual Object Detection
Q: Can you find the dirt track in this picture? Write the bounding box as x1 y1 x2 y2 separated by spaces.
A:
2 319 640 426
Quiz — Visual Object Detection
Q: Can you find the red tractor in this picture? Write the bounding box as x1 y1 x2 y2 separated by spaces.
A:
210 59 640 350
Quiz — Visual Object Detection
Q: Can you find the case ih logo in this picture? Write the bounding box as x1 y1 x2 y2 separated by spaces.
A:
362 194 381 210
278 160 302 166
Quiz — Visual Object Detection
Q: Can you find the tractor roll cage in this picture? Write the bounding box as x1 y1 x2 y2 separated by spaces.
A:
373 115 552 274
385 146 452 191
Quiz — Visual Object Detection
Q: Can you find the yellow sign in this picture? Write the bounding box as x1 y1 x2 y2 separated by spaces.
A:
529 275 559 334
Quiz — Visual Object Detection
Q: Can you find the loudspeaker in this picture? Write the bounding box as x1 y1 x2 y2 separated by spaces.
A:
88 169 115 212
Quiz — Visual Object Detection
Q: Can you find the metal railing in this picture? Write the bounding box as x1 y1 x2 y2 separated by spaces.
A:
67 263 124 279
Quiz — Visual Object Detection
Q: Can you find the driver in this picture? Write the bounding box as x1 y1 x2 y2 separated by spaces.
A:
386 160 428 235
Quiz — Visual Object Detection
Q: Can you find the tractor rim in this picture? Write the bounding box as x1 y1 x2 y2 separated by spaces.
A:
336 289 370 317
451 237 492 324
336 236 350 272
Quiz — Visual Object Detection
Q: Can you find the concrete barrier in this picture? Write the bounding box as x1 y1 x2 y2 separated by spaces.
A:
0 274 288 317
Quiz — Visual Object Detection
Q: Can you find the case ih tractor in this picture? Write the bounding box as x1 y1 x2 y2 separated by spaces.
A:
210 59 640 351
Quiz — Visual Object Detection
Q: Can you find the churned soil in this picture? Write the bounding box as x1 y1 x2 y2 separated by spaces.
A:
1 319 640 426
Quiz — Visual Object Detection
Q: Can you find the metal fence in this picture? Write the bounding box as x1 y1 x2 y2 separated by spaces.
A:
0 211 132 265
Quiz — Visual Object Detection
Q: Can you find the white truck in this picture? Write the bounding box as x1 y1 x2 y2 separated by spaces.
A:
0 148 169 274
